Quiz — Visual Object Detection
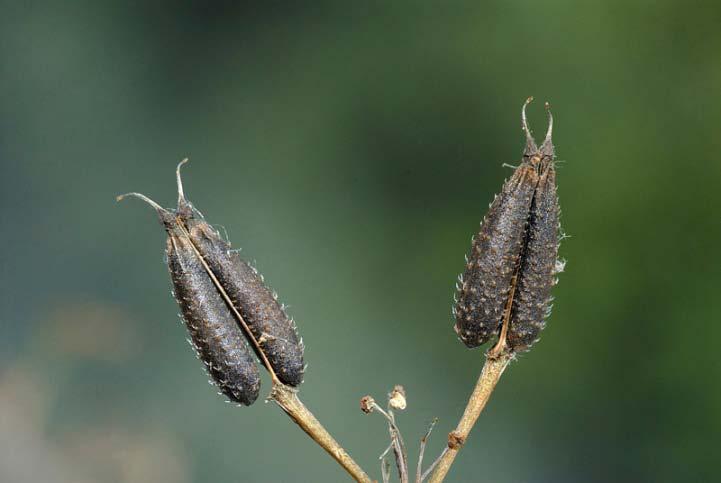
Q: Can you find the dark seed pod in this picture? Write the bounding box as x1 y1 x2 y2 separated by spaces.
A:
454 98 561 352
117 190 260 405
507 124 560 352
453 166 537 347
119 160 306 401
175 166 305 386
453 102 540 348
168 226 261 404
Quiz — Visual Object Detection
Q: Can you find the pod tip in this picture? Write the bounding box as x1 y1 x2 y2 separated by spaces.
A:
116 192 169 215
522 97 538 154
176 158 190 205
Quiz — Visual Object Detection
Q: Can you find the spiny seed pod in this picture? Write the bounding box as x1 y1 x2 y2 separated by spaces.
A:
507 125 561 352
454 98 562 352
118 160 305 403
168 226 261 404
117 191 260 405
454 162 537 348
175 164 305 386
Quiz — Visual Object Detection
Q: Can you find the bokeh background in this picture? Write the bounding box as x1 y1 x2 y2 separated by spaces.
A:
2 2 720 482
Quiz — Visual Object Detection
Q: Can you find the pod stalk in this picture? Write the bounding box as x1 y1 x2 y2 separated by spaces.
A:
272 384 373 483
427 352 512 483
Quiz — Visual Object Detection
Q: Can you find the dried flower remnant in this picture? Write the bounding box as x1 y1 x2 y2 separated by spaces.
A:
361 386 411 483
360 395 376 414
388 385 407 411
454 97 561 354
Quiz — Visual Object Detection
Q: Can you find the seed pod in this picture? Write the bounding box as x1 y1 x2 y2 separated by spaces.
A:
454 98 561 352
175 166 305 386
168 226 261 404
453 102 540 348
117 192 261 405
119 160 306 399
507 126 560 352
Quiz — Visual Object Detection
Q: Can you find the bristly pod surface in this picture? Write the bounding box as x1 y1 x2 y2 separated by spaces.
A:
454 98 562 354
167 225 261 405
118 160 305 404
178 187 305 386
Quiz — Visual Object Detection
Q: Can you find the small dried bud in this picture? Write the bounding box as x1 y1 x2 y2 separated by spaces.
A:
388 385 407 411
360 395 376 414
454 98 562 353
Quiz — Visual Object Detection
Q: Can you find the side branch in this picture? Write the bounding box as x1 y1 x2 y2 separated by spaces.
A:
427 352 512 483
271 383 373 483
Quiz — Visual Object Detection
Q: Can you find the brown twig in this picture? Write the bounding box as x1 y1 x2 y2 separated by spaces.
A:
388 410 409 483
429 256 517 483
371 402 409 483
420 448 446 482
271 383 373 483
380 443 393 483
427 351 512 483
416 418 438 483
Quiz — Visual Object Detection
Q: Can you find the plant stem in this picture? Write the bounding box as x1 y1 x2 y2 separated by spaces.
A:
416 418 438 483
427 352 512 483
179 222 372 482
271 383 373 483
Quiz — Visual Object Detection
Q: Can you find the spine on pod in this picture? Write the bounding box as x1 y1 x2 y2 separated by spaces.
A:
454 162 538 348
174 164 305 387
168 226 261 404
507 142 560 352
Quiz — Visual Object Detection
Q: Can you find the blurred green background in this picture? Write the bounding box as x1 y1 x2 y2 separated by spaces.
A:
2 2 720 482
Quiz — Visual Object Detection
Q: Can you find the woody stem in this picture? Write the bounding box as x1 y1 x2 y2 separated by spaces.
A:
271 383 373 483
426 351 512 483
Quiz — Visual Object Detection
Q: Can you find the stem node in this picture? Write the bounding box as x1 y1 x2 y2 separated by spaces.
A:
447 432 465 450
